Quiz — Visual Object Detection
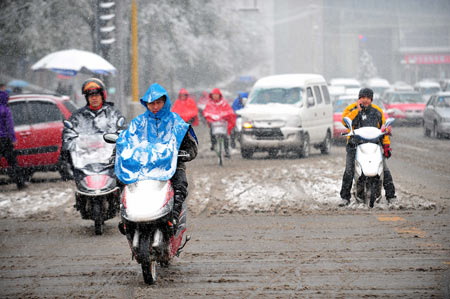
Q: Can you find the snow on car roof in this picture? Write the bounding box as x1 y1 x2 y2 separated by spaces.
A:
329 78 361 86
254 74 326 88
367 78 390 87
414 81 440 87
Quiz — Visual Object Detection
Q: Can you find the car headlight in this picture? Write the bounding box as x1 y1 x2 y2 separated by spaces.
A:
243 121 253 129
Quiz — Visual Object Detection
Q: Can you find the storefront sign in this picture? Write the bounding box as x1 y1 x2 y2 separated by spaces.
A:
404 54 450 64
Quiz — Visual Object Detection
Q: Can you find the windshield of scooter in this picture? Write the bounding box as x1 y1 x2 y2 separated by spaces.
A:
70 133 115 174
354 127 383 142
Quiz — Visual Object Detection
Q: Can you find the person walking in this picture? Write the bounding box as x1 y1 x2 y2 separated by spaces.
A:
0 83 25 189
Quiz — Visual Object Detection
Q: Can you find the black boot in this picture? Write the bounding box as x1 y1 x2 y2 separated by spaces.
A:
172 191 185 227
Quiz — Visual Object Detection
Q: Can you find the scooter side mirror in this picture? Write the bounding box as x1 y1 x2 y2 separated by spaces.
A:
116 117 126 129
63 120 74 130
103 133 119 144
384 117 395 127
343 117 352 130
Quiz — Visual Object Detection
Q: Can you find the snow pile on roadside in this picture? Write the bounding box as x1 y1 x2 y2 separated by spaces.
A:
190 160 436 215
0 187 74 218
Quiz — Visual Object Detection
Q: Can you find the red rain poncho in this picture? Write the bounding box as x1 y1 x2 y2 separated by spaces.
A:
171 88 199 126
202 88 236 134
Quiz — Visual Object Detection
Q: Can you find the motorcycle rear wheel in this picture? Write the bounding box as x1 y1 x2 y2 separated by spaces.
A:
93 203 104 235
369 178 376 208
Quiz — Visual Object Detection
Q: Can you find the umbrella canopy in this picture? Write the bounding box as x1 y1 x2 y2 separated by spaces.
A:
31 49 116 76
7 79 29 88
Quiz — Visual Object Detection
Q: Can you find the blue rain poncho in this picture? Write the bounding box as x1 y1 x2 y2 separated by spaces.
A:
115 83 190 184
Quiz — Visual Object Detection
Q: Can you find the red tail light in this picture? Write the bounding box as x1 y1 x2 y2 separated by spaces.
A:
85 175 108 189
122 190 127 208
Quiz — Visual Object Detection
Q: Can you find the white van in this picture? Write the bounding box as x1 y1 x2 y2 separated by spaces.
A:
414 80 441 102
237 74 333 159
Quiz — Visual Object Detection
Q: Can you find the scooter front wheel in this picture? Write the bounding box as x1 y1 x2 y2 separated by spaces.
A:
140 233 157 284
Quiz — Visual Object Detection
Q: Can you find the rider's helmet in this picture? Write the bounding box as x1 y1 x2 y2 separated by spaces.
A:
81 78 107 103
358 88 374 101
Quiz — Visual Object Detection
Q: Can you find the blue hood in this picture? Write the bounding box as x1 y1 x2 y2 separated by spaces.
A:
115 83 190 183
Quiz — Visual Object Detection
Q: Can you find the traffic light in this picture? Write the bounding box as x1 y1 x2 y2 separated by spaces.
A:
358 34 367 42
98 1 116 51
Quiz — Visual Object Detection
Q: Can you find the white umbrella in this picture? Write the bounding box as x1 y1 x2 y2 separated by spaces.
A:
31 49 116 76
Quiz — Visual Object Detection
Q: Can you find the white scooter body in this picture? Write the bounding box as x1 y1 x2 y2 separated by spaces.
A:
354 127 384 178
343 117 394 207
122 180 173 222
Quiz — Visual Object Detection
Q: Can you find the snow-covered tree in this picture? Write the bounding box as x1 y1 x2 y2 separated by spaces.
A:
357 49 378 83
0 0 270 96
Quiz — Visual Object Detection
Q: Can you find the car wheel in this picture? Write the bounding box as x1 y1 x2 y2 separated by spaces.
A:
58 160 73 181
241 148 253 159
320 131 331 155
298 133 310 158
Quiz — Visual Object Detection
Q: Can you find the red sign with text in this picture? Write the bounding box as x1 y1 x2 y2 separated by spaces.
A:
405 54 450 65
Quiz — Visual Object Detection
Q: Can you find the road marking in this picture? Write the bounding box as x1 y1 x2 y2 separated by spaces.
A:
394 227 426 238
376 215 405 222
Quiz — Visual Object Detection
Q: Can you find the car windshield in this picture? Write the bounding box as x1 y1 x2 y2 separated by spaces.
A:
372 87 389 95
422 87 440 94
249 87 302 105
333 98 355 112
436 96 450 108
390 93 422 103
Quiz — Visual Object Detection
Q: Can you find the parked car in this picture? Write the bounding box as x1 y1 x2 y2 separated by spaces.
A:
423 92 450 138
329 78 361 95
390 81 414 92
332 95 388 142
365 77 390 98
381 90 425 125
238 74 333 159
0 93 78 181
414 80 441 102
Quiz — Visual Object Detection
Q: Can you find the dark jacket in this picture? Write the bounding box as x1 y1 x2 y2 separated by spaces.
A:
0 91 16 142
342 102 390 145
62 102 124 150
177 128 198 171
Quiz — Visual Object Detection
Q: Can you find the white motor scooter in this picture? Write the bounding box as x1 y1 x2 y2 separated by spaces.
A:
343 117 394 208
104 133 190 285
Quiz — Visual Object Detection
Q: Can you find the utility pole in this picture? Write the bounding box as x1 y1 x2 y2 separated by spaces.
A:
131 0 139 102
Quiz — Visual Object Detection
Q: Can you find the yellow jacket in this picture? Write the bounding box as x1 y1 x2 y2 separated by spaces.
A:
342 102 390 145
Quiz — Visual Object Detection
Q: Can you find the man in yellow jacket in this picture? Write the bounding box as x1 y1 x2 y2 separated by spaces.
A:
339 88 396 206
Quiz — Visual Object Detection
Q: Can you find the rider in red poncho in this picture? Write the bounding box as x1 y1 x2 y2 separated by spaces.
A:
171 88 199 126
202 88 236 158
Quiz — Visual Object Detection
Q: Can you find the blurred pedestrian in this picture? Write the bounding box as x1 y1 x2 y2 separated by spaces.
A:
0 83 25 189
230 92 248 148
171 88 199 126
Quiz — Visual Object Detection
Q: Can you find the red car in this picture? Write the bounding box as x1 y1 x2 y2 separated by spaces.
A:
0 94 78 180
333 95 389 142
381 91 425 124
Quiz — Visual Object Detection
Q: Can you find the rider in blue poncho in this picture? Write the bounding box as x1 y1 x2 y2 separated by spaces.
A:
115 83 198 225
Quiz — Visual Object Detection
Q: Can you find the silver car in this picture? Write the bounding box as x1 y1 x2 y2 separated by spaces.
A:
423 92 450 138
